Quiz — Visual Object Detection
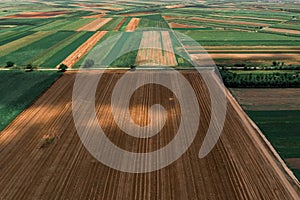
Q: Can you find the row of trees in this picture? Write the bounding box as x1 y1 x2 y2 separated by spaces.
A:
221 71 300 88
5 61 68 72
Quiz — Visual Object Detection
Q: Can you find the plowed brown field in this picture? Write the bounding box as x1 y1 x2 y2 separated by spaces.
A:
0 71 299 199
77 18 112 31
60 31 107 68
126 18 140 32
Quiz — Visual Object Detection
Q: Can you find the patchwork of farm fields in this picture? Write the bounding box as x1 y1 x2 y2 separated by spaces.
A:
1 0 300 68
0 71 299 199
1 0 300 199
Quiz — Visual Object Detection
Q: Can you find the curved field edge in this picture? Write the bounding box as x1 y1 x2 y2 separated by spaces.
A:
0 70 62 131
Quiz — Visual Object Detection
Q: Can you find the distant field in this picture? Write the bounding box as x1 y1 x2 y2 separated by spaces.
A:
0 71 61 131
247 110 300 180
231 87 300 181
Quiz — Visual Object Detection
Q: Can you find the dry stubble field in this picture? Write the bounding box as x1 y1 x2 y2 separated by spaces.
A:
0 71 299 199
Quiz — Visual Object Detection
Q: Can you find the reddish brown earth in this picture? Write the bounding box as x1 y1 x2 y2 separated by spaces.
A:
77 18 112 31
168 22 203 28
264 27 300 35
0 71 299 199
3 11 67 19
229 88 300 111
125 18 140 32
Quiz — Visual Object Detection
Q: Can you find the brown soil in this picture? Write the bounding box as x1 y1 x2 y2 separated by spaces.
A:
114 18 127 31
264 27 300 35
3 11 67 19
60 31 107 68
229 88 300 111
190 17 270 27
168 22 202 28
125 18 140 32
0 71 299 199
77 18 112 31
208 53 300 60
286 159 300 169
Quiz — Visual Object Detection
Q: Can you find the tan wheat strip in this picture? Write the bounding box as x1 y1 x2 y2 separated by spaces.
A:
59 31 107 68
77 18 112 31
126 18 140 32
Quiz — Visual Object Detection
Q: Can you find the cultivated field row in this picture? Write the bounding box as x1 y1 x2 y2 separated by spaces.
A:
0 71 299 199
135 31 177 66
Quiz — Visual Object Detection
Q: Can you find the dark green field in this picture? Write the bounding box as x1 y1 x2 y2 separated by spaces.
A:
0 71 61 131
247 110 300 180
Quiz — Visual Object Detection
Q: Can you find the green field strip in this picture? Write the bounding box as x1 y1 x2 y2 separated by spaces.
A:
99 17 125 31
0 71 62 131
110 32 142 67
119 17 132 31
270 23 300 31
56 18 95 31
0 31 74 66
0 31 53 58
32 20 70 31
0 31 35 46
31 31 86 67
41 32 94 68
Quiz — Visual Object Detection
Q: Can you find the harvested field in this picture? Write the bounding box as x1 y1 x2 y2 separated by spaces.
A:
114 18 127 31
60 31 107 68
230 88 300 111
0 71 299 199
3 11 67 19
169 22 202 29
135 31 177 66
264 27 300 35
77 18 112 31
190 17 270 27
165 4 185 9
125 18 140 32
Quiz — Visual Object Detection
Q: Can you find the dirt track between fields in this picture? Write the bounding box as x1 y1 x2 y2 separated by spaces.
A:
0 70 299 199
60 31 107 68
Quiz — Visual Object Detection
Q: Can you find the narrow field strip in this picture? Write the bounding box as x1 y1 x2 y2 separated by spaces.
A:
0 31 52 57
60 31 108 68
208 53 300 60
114 18 127 31
264 27 300 35
190 17 270 27
77 18 112 31
126 18 140 32
135 31 177 66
